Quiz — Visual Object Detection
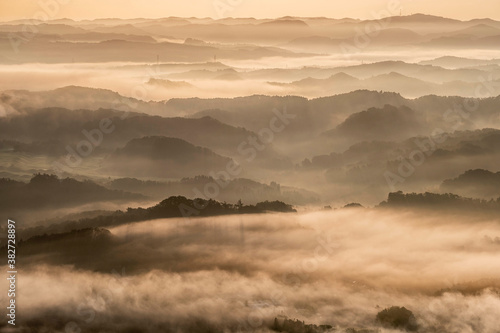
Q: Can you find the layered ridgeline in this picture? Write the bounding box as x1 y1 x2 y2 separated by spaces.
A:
1 12 500 333
0 105 290 174
2 89 500 205
14 188 500 244
2 15 500 64
0 173 313 227
0 173 147 226
107 176 319 205
2 88 500 152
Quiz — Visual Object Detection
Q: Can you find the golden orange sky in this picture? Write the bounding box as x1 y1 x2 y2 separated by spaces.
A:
1 0 499 21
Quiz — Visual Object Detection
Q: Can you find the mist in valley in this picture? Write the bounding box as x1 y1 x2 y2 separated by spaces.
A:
3 209 500 332
0 6 500 333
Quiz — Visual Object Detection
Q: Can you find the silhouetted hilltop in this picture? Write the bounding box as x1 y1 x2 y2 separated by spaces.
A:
18 196 297 238
389 13 461 25
269 66 494 98
324 104 425 142
0 85 168 115
141 196 296 219
114 136 226 160
449 24 500 37
0 173 143 211
441 169 500 198
343 203 364 209
103 136 234 178
180 91 410 141
376 306 418 331
146 78 194 89
260 19 309 27
379 191 500 210
419 56 500 68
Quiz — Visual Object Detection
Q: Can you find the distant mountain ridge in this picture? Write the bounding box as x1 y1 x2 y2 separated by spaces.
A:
441 169 500 198
103 136 234 178
0 173 143 212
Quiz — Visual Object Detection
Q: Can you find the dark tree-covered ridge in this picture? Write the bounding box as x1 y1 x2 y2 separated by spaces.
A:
17 195 297 239
379 190 500 210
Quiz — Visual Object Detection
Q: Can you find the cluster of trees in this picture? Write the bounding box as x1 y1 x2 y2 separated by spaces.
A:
272 318 333 333
376 306 417 331
18 196 296 238
270 306 417 333
343 203 364 209
138 196 296 219
380 191 500 210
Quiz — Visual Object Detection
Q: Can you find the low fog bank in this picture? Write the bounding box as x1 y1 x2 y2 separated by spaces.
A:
4 209 500 332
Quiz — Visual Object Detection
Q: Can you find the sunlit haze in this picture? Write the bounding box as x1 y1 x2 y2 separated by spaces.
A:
1 0 500 20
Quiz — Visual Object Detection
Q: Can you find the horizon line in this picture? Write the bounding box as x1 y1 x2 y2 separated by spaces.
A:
0 13 498 24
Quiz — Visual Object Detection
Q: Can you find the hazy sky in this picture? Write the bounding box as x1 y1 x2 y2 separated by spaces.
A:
1 0 499 21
